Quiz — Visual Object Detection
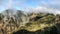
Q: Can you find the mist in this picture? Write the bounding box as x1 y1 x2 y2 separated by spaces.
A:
8 0 13 9
24 6 60 15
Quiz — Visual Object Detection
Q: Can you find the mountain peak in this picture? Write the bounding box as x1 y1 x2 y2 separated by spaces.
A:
1 9 18 16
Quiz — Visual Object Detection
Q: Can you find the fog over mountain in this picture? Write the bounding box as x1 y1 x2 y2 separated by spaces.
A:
0 0 60 34
0 6 60 16
24 7 60 15
0 7 60 34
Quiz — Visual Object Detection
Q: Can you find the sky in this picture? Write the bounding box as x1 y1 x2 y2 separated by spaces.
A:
0 0 60 12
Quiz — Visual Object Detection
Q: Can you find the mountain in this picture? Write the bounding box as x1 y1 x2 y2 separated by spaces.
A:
0 9 60 34
0 9 26 34
13 13 60 34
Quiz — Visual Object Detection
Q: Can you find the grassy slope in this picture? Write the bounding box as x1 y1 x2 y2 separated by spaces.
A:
12 13 56 34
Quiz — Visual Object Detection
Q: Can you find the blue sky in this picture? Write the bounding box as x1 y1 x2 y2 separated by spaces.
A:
0 0 60 12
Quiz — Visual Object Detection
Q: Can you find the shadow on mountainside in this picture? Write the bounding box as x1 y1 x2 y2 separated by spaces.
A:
13 26 60 34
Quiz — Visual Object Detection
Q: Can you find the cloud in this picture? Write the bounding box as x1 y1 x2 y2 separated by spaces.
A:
25 6 60 15
38 0 60 9
0 0 8 10
0 0 60 11
0 0 4 5
17 0 60 10
18 0 60 15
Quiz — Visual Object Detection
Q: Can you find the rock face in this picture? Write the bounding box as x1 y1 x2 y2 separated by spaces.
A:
0 16 18 34
0 9 27 34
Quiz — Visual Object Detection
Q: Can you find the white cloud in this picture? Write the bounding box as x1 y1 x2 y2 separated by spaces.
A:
25 6 60 15
35 0 60 10
0 0 60 12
